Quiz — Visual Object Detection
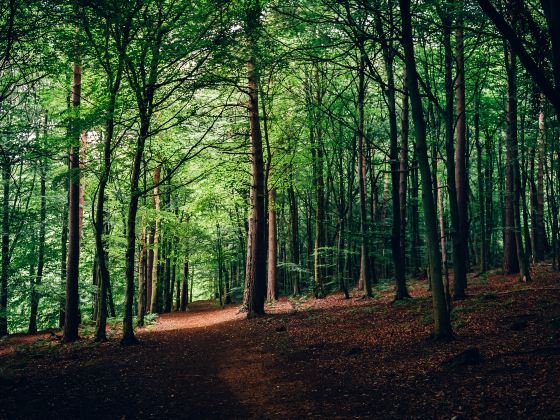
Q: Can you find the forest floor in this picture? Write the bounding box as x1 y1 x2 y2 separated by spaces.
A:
1 267 559 419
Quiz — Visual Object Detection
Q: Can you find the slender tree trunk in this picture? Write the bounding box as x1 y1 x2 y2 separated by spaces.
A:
267 188 278 301
0 159 10 336
122 119 149 345
357 53 374 297
312 67 327 298
441 5 467 300
288 184 300 295
147 225 154 310
474 93 487 273
535 93 547 261
63 62 82 343
29 115 48 334
375 12 408 300
410 157 420 274
150 164 161 313
164 235 172 313
505 7 531 282
137 224 147 326
503 38 520 274
437 178 451 313
400 0 452 339
59 171 69 329
180 259 188 311
455 0 469 293
399 71 409 280
244 7 267 317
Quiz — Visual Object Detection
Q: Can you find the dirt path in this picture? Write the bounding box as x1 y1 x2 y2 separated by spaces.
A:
1 274 560 419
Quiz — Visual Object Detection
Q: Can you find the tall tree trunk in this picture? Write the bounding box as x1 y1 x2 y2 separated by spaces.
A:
244 4 266 317
441 4 467 300
288 184 300 295
0 158 10 336
535 92 547 261
455 0 469 295
357 53 374 298
399 70 409 280
505 4 531 282
94 60 122 340
59 169 69 328
147 225 154 310
164 235 172 313
503 37 520 274
485 131 495 266
437 178 451 312
137 224 147 326
267 188 278 301
474 92 487 273
29 113 48 334
122 118 149 345
400 0 452 339
63 62 82 343
375 11 408 300
150 164 161 313
312 66 327 298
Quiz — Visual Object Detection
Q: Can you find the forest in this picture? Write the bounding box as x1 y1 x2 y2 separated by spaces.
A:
0 0 559 418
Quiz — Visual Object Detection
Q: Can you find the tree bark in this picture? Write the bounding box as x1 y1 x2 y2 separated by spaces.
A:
400 0 452 339
150 164 161 313
288 184 300 295
244 3 266 317
357 53 374 297
535 93 547 261
474 90 487 273
29 112 48 334
455 0 469 295
505 2 531 282
399 70 409 281
137 224 147 326
0 158 10 336
180 259 188 311
63 62 82 343
267 188 278 301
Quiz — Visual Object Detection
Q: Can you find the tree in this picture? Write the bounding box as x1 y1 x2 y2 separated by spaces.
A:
63 60 82 343
400 0 452 339
244 0 267 317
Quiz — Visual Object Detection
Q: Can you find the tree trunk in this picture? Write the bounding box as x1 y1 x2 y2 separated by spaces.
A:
535 93 547 261
244 6 267 317
150 164 161 313
288 184 300 295
63 62 82 343
0 158 10 336
455 0 469 295
137 224 147 326
505 5 531 282
400 0 452 339
399 70 409 280
29 113 48 334
147 225 154 311
267 188 278 301
503 34 519 274
122 118 149 345
357 53 374 298
437 178 451 313
474 92 487 273
375 11 408 300
180 259 188 311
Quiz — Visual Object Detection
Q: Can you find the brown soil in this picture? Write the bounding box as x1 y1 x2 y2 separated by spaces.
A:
0 268 559 419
